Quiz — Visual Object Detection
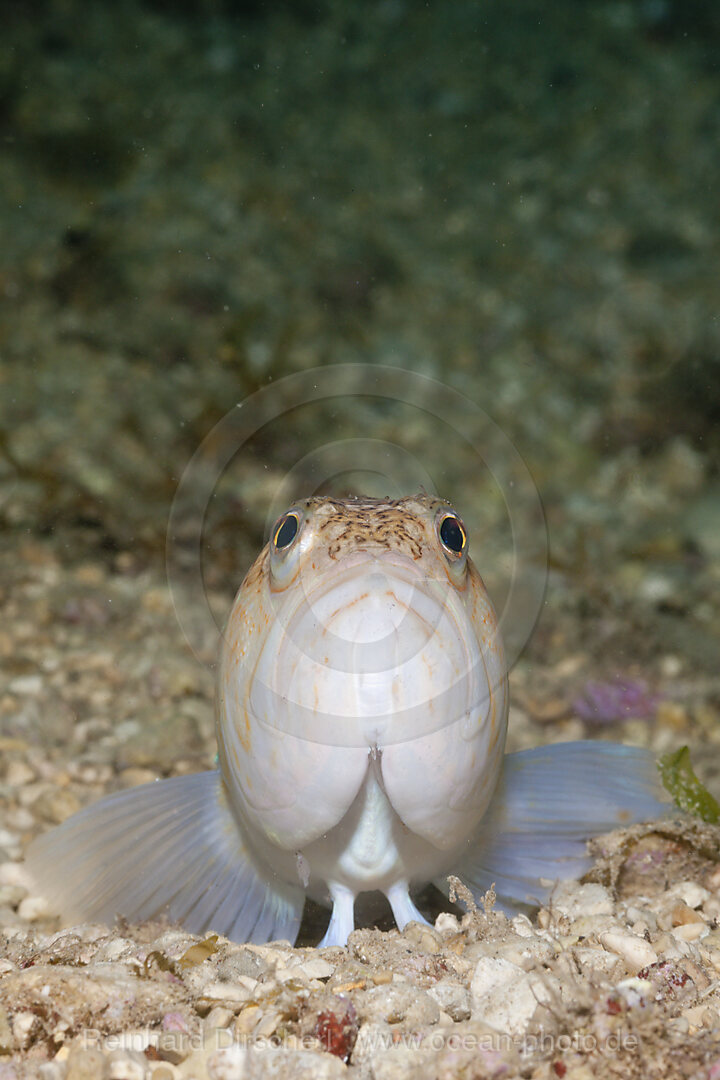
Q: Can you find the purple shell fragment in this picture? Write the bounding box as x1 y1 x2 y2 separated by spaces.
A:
573 677 661 724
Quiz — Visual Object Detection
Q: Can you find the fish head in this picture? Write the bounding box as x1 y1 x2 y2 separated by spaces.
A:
218 494 508 852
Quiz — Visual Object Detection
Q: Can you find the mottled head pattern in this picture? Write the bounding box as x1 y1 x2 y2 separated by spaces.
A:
312 495 430 561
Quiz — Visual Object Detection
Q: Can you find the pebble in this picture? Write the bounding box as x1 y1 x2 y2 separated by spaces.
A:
200 1046 347 1080
668 882 710 909
493 932 555 969
5 761 35 786
201 982 254 1008
281 957 334 981
371 970 393 985
8 675 43 696
0 884 27 908
203 1006 234 1032
358 984 440 1027
434 912 461 934
106 1049 148 1080
624 905 658 932
402 922 441 954
254 1011 280 1039
597 930 658 974
234 1005 261 1036
572 946 622 979
11 1011 36 1049
550 881 615 920
0 832 21 856
31 786 82 824
471 956 557 1036
17 894 49 920
0 1007 12 1053
427 979 471 1021
671 902 705 927
672 922 708 943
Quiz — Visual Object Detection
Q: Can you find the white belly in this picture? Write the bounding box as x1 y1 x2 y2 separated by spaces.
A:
299 752 455 900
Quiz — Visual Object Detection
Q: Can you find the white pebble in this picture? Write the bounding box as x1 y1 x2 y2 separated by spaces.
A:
12 1011 36 1048
673 923 708 943
0 832 21 854
668 882 710 909
202 982 253 1004
510 913 535 938
550 881 614 920
106 1049 148 1080
435 911 461 934
616 976 654 1009
0 862 33 889
471 956 556 1036
293 957 334 980
9 675 43 696
598 929 657 973
5 761 35 786
18 895 49 921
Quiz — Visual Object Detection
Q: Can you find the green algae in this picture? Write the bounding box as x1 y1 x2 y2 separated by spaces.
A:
659 746 720 824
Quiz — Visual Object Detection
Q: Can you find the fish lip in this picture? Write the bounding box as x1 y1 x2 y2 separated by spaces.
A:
296 547 450 600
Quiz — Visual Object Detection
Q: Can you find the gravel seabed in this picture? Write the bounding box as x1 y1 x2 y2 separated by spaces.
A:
2 540 720 1080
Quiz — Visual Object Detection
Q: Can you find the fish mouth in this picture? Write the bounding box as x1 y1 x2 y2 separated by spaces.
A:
249 549 494 748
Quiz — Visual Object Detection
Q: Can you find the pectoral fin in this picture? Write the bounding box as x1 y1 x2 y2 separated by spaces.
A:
25 770 305 944
438 741 672 910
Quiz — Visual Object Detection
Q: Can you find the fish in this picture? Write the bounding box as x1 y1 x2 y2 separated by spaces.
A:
25 494 670 946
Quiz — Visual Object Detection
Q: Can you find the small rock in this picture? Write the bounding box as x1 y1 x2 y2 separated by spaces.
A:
254 1011 280 1039
0 862 32 889
573 947 623 979
32 786 82 824
358 984 440 1027
598 929 657 974
371 970 393 985
471 956 557 1036
402 922 441 954
434 912 461 934
427 980 471 1021
673 922 708 942
65 1046 110 1080
234 1006 261 1036
5 761 35 786
9 675 43 696
213 1047 347 1079
11 1011 37 1050
294 957 334 980
672 902 705 927
118 767 159 788
0 1007 13 1054
0 884 27 908
494 931 555 969
18 894 49 921
203 1006 235 1033
200 982 253 1009
668 881 710 909
550 881 614 920
106 1049 147 1080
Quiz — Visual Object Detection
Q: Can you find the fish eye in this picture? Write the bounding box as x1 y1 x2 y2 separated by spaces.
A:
273 512 300 550
438 513 467 556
